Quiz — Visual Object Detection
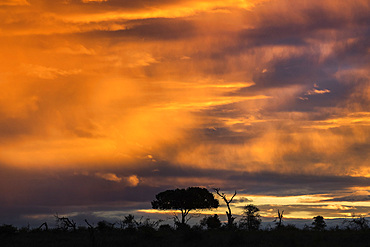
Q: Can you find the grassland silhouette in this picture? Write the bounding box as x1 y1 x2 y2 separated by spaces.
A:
0 187 369 247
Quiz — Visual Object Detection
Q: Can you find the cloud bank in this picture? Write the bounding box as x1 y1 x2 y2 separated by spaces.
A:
0 0 369 225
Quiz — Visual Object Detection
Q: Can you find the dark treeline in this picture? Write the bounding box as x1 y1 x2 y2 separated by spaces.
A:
1 215 370 247
1 187 369 246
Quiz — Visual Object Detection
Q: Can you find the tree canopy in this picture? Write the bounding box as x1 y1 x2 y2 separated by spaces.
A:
151 187 219 224
312 215 326 231
239 204 262 231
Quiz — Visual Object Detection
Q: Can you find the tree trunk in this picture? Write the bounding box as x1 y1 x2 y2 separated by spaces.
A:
226 204 234 226
181 210 187 224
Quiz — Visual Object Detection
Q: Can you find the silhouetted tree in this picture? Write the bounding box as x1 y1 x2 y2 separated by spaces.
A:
312 215 326 231
37 222 48 231
137 217 163 230
274 209 284 228
343 214 369 230
152 187 219 224
214 188 237 228
239 204 261 231
55 214 76 231
200 214 222 229
85 219 96 247
97 220 115 232
121 214 138 229
0 224 17 234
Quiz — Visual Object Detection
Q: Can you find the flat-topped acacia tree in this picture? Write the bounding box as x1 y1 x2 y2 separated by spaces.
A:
151 187 219 224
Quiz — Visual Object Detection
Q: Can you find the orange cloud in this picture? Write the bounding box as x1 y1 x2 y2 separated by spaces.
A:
22 64 81 79
95 173 140 186
96 172 122 182
0 0 369 223
82 0 108 3
127 175 140 187
0 0 29 6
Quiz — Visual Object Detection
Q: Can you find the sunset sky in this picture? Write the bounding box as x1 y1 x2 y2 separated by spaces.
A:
0 0 369 227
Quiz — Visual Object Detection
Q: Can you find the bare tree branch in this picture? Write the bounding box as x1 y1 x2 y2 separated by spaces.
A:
214 188 237 228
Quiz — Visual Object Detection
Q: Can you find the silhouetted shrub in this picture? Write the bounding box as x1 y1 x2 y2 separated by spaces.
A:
97 220 115 232
1 221 370 247
0 224 17 234
18 226 30 233
121 214 137 230
343 214 369 231
77 226 87 231
137 217 162 230
158 224 173 232
282 224 299 231
239 204 261 231
191 224 203 231
55 214 76 231
200 214 222 229
312 215 327 231
175 222 191 231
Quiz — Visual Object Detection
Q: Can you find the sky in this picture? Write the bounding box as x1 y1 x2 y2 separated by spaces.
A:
0 0 369 227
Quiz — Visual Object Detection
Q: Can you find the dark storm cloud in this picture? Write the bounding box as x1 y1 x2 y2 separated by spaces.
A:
229 172 370 196
323 195 370 202
252 55 322 89
127 18 196 40
238 8 369 47
1 160 370 226
330 33 370 65
190 127 253 145
112 161 370 197
76 0 184 9
84 18 196 40
0 164 170 226
232 197 253 204
249 32 368 95
0 165 147 207
28 0 186 13
198 2 370 61
3 162 369 213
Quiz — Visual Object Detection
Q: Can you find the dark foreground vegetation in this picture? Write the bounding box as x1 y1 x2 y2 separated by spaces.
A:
2 187 369 246
1 221 370 247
